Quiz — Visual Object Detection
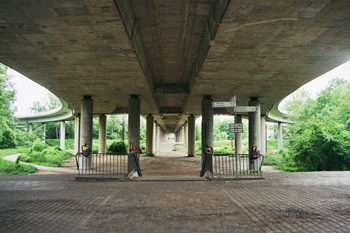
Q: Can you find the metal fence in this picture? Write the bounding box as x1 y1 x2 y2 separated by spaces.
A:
213 154 264 179
75 153 128 177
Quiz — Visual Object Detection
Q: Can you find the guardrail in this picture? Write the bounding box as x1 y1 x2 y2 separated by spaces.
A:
75 153 128 177
213 154 264 178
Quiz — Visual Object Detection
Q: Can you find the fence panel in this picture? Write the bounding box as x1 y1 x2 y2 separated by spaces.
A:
213 154 264 179
75 153 128 177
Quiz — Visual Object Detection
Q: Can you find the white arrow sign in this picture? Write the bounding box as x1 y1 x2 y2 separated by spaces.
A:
235 106 258 112
212 102 234 108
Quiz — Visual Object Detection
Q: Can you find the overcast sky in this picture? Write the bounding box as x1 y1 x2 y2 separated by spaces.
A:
8 59 350 116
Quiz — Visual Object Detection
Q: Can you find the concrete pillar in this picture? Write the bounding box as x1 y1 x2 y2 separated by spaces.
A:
184 121 188 150
248 97 261 151
157 125 160 144
28 123 33 136
202 96 213 152
128 95 140 151
60 120 65 150
42 123 46 143
80 96 93 169
188 115 195 157
181 125 185 144
261 116 266 155
278 122 283 150
236 115 242 155
153 122 157 152
74 115 80 154
146 114 154 155
80 96 93 151
248 97 261 170
98 114 107 154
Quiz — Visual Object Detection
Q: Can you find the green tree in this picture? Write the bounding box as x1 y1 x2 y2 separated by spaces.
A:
0 64 16 149
285 78 350 171
30 92 61 113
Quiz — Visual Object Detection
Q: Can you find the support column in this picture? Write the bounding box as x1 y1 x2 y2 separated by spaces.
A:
42 123 46 143
248 97 261 170
98 114 107 153
188 115 195 157
153 121 157 152
248 97 261 151
261 116 267 155
157 125 160 144
60 120 65 150
181 125 185 144
202 96 213 151
28 123 33 136
128 95 140 151
184 121 188 150
146 114 154 155
74 115 80 154
80 96 93 168
236 115 242 155
278 122 283 150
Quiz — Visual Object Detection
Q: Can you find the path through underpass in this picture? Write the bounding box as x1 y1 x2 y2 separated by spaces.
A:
136 141 204 181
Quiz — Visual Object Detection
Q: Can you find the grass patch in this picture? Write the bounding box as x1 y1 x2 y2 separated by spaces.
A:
0 159 37 175
0 147 30 159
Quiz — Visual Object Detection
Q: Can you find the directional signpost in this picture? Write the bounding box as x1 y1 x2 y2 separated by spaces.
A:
235 106 258 112
212 102 234 108
211 95 259 178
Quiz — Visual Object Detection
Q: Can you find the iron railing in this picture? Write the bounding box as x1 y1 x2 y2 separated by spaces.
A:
75 153 128 177
213 154 264 178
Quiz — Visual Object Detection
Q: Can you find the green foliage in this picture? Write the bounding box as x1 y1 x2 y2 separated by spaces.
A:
30 92 61 113
14 128 35 147
284 78 350 171
31 140 48 152
0 63 16 149
107 140 127 154
0 159 37 175
0 128 16 149
20 144 73 167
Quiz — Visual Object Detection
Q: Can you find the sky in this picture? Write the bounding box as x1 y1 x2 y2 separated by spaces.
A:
7 59 350 116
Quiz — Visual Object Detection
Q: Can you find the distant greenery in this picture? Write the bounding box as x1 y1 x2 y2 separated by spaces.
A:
108 140 127 154
0 63 16 149
19 140 73 167
274 78 350 171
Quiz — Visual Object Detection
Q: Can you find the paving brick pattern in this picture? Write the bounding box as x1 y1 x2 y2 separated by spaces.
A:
1 172 350 232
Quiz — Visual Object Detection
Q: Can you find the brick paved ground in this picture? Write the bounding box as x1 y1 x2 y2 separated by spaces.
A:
1 171 350 233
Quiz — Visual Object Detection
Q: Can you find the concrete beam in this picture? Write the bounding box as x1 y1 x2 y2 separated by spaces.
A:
154 84 189 95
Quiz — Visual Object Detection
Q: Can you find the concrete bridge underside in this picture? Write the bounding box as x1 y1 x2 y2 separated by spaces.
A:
1 0 350 132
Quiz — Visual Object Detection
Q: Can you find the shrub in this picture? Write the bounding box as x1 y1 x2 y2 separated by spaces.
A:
0 128 16 149
108 140 127 154
31 140 48 152
0 159 37 175
20 145 73 167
